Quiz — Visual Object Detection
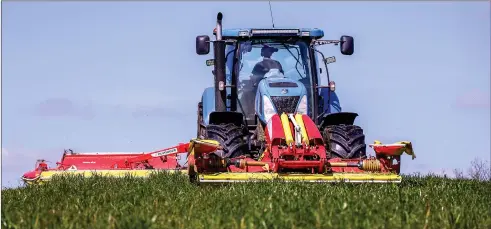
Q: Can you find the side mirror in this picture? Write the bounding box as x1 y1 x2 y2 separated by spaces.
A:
196 35 210 55
340 35 354 55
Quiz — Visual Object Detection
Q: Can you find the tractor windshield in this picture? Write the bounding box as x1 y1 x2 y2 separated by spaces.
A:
236 40 313 121
238 40 312 82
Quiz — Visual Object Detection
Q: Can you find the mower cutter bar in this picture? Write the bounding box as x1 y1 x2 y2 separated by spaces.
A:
197 172 402 183
23 169 188 185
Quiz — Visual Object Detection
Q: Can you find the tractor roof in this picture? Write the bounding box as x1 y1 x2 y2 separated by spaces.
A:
214 28 324 39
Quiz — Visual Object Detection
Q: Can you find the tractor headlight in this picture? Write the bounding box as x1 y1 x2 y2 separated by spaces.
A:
263 95 276 122
296 95 308 115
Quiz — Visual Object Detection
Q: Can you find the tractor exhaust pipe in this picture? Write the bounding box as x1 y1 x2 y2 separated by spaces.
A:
214 12 227 112
215 12 223 41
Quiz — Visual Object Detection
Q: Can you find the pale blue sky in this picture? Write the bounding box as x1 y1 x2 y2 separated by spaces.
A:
2 1 490 188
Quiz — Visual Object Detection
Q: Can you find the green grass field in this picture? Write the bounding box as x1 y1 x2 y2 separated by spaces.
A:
2 172 490 229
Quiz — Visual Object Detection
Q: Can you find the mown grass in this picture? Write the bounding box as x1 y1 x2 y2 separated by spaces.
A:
2 172 491 229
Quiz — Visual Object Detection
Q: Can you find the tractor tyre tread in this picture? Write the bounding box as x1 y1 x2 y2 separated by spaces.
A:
205 123 248 158
322 124 367 159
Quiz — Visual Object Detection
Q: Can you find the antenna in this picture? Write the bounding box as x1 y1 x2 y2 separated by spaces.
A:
268 1 275 28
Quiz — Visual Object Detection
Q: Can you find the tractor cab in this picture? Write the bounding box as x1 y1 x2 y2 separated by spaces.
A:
195 13 360 159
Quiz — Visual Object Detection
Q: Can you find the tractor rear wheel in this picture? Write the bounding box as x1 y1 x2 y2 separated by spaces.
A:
322 124 367 159
205 123 249 158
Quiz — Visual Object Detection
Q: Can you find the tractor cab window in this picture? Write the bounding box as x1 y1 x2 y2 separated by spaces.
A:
236 40 313 120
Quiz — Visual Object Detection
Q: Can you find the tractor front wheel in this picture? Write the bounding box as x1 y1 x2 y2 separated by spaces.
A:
205 123 249 158
322 124 367 159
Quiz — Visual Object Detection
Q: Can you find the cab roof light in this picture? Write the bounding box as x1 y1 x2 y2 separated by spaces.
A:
251 29 300 35
238 30 249 37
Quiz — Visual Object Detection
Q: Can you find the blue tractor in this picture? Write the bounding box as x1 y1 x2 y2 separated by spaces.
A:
195 12 366 161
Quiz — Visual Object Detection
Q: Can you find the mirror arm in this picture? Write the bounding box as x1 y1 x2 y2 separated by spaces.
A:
207 39 237 44
312 40 341 47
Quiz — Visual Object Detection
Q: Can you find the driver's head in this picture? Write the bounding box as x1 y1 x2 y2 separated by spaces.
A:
261 45 278 58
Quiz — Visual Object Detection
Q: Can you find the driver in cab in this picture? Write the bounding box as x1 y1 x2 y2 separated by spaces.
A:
251 45 284 83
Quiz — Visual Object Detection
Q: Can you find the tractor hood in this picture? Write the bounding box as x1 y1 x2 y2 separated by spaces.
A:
259 77 306 97
255 74 309 124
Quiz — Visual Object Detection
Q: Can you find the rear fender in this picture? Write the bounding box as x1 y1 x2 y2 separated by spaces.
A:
209 111 244 127
201 87 215 126
319 112 359 129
